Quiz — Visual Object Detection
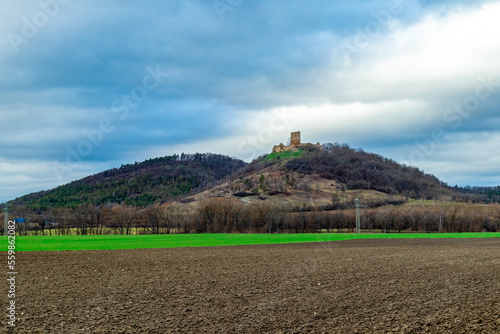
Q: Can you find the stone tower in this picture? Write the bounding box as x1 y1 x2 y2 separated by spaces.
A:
291 131 301 147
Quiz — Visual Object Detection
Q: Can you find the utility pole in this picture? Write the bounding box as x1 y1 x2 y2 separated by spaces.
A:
355 198 360 234
3 204 8 236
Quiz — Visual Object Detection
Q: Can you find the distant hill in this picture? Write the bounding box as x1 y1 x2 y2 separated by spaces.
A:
11 153 247 209
189 143 454 209
12 143 482 212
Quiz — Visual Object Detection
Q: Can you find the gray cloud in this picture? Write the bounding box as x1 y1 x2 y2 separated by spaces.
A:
1 0 500 202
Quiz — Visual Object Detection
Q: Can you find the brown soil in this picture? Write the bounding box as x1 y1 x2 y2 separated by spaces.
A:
4 238 500 333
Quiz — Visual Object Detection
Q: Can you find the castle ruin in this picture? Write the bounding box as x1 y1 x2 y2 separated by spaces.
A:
272 131 321 153
290 131 301 147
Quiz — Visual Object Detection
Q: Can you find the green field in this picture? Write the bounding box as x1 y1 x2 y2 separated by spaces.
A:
2 233 499 252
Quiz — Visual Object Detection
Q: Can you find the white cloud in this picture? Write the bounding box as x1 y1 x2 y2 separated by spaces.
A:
334 2 500 102
395 131 500 186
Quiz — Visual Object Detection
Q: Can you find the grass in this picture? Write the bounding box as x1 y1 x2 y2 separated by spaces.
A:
1 232 499 252
263 149 304 162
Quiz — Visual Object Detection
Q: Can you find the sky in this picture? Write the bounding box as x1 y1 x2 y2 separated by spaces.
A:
1 0 500 203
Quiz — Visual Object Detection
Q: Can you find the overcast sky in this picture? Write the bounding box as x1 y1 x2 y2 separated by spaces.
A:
1 0 500 203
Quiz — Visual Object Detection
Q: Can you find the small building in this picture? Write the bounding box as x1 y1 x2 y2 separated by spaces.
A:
272 131 321 153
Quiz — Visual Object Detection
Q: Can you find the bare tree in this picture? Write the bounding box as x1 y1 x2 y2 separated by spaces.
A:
436 195 452 233
402 204 419 232
111 205 134 235
74 204 96 235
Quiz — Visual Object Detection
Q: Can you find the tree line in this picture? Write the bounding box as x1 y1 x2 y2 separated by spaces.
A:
4 198 499 236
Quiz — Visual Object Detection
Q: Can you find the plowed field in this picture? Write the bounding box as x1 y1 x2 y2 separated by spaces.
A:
5 238 500 333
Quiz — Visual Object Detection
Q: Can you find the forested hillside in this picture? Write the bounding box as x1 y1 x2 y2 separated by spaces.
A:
11 153 247 209
283 143 452 199
455 185 500 203
236 143 452 200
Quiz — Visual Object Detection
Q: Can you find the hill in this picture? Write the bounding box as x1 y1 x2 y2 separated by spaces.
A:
11 153 247 209
172 143 466 222
196 143 452 202
7 143 500 235
10 143 473 212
